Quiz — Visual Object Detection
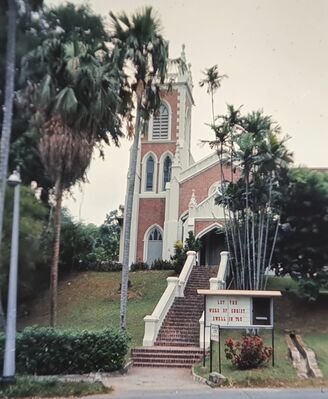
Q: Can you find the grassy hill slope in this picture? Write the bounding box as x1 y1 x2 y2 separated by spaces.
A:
18 270 174 347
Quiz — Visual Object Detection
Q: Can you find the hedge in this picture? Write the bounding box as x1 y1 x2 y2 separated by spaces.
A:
0 327 129 375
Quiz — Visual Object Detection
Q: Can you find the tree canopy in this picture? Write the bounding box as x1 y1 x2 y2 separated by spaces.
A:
274 168 328 300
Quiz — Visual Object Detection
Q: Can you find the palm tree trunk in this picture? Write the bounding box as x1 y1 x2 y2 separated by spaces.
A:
211 88 215 125
50 177 62 327
120 82 143 329
0 0 17 331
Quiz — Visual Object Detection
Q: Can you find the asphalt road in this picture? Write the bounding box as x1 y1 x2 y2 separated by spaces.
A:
88 388 328 399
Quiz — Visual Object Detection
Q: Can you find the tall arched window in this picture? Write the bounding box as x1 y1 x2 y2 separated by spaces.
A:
146 156 155 191
152 102 169 139
163 156 172 190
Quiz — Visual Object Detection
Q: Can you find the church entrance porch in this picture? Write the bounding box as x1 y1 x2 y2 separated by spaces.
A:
198 228 226 266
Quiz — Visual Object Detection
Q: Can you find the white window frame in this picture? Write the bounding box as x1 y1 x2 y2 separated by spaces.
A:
158 151 174 192
143 224 164 263
148 100 172 141
141 152 158 193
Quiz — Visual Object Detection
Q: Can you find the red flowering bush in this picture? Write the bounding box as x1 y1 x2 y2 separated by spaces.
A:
224 335 272 369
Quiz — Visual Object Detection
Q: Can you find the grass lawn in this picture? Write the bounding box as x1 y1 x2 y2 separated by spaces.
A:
193 276 328 387
0 377 111 398
19 270 174 347
303 334 328 378
195 331 300 387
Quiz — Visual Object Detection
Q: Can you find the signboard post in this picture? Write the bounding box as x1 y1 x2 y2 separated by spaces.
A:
198 289 281 373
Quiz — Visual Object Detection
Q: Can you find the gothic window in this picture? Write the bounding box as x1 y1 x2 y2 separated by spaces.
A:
152 102 169 140
149 228 162 241
163 156 172 190
146 156 155 191
146 227 163 265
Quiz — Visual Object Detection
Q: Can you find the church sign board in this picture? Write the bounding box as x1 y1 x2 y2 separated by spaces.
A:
198 289 282 371
198 289 282 328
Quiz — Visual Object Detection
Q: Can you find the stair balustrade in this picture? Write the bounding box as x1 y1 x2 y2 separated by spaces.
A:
143 251 196 347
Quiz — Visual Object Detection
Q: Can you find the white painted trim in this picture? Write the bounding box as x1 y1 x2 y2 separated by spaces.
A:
158 151 174 192
208 181 220 197
139 192 166 199
148 99 172 141
143 224 164 263
179 152 220 183
196 222 224 239
141 151 158 194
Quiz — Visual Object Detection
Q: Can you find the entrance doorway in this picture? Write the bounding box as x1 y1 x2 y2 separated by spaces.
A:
199 228 226 266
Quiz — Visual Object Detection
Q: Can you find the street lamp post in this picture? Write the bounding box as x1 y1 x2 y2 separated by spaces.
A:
2 168 21 383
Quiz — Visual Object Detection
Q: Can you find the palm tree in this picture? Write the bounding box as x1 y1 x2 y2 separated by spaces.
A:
199 65 227 124
110 7 168 329
21 37 126 326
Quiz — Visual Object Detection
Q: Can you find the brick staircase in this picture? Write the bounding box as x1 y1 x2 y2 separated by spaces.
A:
132 265 217 368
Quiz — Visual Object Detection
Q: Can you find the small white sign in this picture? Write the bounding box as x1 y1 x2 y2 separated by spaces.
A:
206 296 251 327
211 325 219 342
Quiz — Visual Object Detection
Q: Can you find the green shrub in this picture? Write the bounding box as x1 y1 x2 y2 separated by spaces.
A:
0 327 129 375
171 232 201 274
130 262 149 271
78 261 122 272
0 377 110 398
151 259 174 270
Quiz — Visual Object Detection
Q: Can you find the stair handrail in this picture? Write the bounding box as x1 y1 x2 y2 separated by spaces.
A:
177 250 196 297
209 251 229 290
200 251 229 348
142 251 197 347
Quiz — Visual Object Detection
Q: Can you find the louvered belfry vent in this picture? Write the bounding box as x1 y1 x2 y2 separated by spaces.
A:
152 103 169 139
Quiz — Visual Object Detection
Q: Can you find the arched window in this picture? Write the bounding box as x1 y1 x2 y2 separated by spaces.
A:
152 103 169 139
146 156 155 191
149 228 162 241
163 156 172 190
146 226 163 265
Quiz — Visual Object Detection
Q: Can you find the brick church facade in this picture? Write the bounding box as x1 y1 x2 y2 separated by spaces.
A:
119 48 228 267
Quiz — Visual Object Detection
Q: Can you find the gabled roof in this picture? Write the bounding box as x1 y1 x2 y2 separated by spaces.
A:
179 151 219 183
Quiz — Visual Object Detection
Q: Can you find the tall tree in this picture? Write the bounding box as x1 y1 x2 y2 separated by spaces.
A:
199 65 227 124
110 6 168 328
208 106 292 289
274 168 328 300
21 36 127 326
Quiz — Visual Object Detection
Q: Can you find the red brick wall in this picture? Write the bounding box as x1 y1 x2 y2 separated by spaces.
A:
179 164 220 216
179 164 236 216
136 198 166 262
141 143 176 159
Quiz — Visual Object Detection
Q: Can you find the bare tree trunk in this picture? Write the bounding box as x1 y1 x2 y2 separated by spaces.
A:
120 83 143 329
50 177 62 327
0 0 17 331
264 217 280 289
245 176 252 289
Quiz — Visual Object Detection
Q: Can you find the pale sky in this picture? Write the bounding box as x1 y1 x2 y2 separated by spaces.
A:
56 0 328 225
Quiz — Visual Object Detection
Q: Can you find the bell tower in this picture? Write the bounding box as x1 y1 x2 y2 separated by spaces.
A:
123 45 194 265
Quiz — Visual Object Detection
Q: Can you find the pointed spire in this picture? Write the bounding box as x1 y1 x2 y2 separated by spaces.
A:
181 43 186 63
189 189 197 208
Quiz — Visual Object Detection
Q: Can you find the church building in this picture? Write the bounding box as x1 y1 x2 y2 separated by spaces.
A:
119 47 229 267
